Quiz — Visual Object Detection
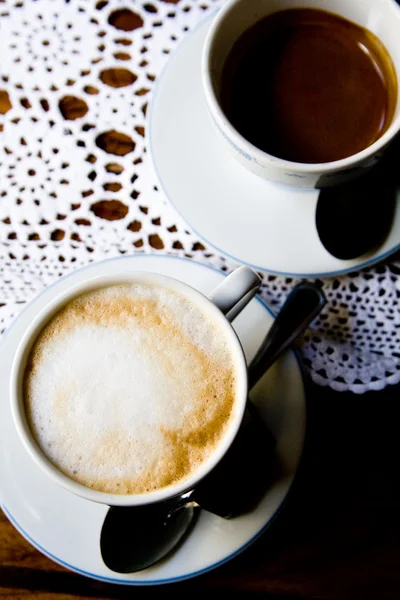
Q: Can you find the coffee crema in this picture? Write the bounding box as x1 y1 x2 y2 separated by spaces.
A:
221 8 398 164
24 284 237 495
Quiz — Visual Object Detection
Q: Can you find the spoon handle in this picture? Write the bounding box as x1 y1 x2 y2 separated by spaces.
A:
248 282 326 389
193 282 326 519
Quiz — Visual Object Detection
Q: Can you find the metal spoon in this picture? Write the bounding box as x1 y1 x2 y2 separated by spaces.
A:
100 282 326 573
316 150 397 260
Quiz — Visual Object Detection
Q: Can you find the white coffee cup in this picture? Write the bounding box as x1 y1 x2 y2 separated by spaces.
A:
202 0 400 188
10 266 260 507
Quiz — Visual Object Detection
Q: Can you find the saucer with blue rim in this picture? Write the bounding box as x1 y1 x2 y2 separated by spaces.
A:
148 16 400 278
0 255 306 585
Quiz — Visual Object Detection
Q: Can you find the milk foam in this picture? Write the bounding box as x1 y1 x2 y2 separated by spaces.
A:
25 284 237 494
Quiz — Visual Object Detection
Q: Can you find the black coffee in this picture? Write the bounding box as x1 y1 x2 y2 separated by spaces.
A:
220 9 397 164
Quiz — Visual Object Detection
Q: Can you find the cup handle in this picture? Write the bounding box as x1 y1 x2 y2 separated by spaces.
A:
208 266 261 323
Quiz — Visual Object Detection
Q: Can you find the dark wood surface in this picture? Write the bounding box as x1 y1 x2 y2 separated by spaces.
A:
1 378 399 599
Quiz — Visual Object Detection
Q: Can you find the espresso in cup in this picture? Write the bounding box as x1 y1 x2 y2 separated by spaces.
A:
24 283 238 495
220 8 398 164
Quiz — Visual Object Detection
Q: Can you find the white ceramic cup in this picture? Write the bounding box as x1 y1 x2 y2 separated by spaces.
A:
10 266 261 506
202 0 400 188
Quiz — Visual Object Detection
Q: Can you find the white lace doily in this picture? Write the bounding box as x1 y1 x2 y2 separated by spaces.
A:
0 0 399 394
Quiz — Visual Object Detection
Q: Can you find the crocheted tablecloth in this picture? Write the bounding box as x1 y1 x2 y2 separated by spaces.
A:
0 0 399 393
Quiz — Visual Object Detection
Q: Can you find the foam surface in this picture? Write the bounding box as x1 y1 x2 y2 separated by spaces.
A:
24 284 238 494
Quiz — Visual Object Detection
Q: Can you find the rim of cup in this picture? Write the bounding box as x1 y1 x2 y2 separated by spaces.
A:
201 0 400 175
10 272 248 507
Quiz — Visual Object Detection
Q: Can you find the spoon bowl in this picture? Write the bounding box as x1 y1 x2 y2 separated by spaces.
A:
316 149 397 260
100 498 199 573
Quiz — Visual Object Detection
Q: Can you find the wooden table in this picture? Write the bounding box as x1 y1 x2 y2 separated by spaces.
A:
1 378 398 599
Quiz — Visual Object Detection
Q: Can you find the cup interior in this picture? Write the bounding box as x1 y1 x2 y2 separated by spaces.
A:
205 0 400 163
10 272 248 507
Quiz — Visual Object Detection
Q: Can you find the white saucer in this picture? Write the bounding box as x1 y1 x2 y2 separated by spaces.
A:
148 16 400 277
0 255 306 585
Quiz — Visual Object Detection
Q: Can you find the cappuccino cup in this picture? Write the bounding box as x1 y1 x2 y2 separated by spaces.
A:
10 266 260 507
